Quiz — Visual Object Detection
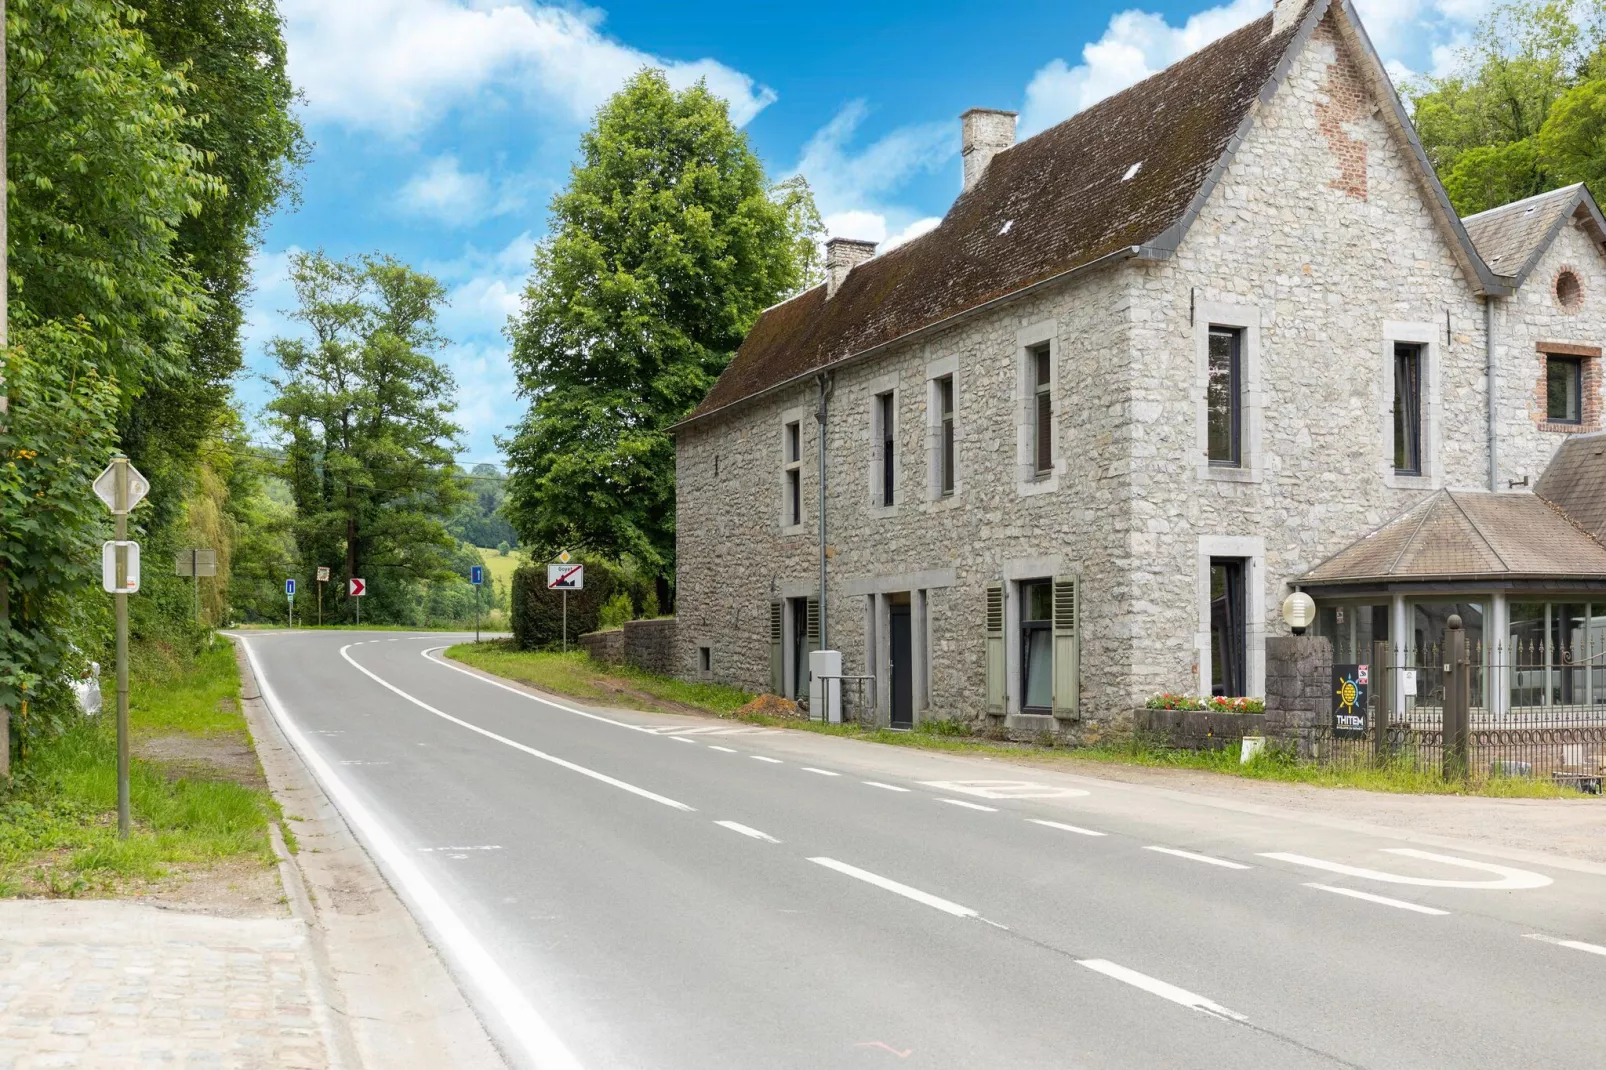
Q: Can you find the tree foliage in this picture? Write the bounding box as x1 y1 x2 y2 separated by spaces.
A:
267 252 466 624
503 69 823 577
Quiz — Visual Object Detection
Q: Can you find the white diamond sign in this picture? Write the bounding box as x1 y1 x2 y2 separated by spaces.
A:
92 460 150 515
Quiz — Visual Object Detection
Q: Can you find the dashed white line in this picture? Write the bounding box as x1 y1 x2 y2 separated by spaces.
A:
863 781 910 792
807 857 977 918
1077 959 1248 1023
751 756 783 764
938 798 997 812
1144 846 1250 870
1304 883 1449 915
801 767 840 777
671 736 696 745
715 821 780 844
707 745 737 753
1029 819 1106 837
1525 933 1606 957
418 846 504 853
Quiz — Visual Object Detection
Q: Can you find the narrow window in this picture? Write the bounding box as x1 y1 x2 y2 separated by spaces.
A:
1206 327 1242 467
698 646 712 679
1393 342 1422 474
1020 580 1054 711
783 420 802 527
1031 344 1053 474
937 375 955 496
877 391 896 506
1547 355 1582 424
1209 558 1247 698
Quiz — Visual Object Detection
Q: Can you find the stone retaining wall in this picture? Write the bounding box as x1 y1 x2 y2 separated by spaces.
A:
578 619 678 676
579 628 625 665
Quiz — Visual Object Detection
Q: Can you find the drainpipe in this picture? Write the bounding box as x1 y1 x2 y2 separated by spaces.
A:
1486 296 1499 492
815 372 833 648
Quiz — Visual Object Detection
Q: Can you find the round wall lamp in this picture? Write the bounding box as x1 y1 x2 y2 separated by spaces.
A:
1282 591 1316 635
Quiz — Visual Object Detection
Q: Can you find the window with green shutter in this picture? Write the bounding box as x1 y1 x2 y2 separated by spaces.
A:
1052 576 1080 718
985 583 1006 712
769 601 784 695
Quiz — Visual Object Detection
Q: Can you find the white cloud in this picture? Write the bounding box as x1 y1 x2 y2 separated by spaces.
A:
282 0 775 135
398 156 532 226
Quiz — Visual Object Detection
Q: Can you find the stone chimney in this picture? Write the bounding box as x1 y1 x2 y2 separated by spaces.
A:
824 237 877 299
961 108 1017 192
1272 0 1304 33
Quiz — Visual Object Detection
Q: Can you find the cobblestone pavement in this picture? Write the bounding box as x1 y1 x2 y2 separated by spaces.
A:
0 900 337 1070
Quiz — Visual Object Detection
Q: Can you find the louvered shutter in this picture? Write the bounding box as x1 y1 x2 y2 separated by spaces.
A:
769 602 784 694
985 583 1006 713
1052 575 1080 719
806 597 821 655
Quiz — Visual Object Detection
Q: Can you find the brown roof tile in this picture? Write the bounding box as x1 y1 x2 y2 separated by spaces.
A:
1462 185 1585 282
1536 432 1606 543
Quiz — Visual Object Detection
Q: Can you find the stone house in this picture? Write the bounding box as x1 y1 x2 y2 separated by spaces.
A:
670 0 1606 733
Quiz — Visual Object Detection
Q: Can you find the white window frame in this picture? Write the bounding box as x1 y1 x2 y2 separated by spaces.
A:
1016 323 1062 495
1194 535 1266 699
865 371 901 517
1381 321 1440 489
779 405 806 534
925 354 960 506
1194 300 1263 484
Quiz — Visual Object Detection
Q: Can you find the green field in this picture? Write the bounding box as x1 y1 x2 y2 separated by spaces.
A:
475 546 526 590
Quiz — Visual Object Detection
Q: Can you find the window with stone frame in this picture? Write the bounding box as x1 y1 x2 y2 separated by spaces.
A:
1206 327 1243 467
1535 343 1602 433
1393 342 1423 475
783 420 803 527
875 390 896 506
1548 356 1583 424
1030 344 1053 475
936 374 956 497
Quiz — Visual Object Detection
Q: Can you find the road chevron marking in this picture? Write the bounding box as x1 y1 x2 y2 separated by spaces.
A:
1077 959 1248 1023
807 857 976 918
343 644 694 812
1259 849 1552 890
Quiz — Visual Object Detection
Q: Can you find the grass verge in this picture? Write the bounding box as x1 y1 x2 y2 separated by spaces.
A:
446 641 754 716
0 641 279 897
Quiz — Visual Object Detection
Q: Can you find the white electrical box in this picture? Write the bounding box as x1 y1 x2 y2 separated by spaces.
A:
809 649 843 724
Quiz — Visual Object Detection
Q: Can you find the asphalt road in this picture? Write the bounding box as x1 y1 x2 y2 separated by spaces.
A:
237 630 1606 1070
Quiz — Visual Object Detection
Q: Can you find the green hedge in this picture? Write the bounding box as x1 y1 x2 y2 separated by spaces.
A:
510 557 618 650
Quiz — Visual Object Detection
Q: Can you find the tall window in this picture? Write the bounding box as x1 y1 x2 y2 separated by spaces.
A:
937 375 955 496
1020 580 1053 711
877 391 895 506
1393 342 1423 475
1547 355 1582 424
1209 558 1247 698
1206 327 1242 467
783 420 802 526
1031 344 1053 474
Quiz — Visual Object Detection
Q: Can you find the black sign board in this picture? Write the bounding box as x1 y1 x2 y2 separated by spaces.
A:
1332 663 1370 737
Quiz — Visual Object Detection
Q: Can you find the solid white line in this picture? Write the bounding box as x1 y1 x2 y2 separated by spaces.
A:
1029 819 1107 837
1144 846 1250 870
1304 883 1449 915
707 745 737 753
807 858 976 918
715 820 780 843
801 767 840 777
1077 959 1248 1023
671 736 696 745
751 756 783 764
342 645 693 812
421 647 650 732
938 798 997 812
238 639 584 1070
1525 933 1606 957
862 781 910 792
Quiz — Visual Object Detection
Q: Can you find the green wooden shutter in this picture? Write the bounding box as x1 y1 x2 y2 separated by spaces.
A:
806 597 821 655
769 602 784 694
985 583 1006 713
1052 575 1080 719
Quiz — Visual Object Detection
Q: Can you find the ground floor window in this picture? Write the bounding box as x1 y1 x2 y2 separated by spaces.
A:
1509 602 1606 707
1209 558 1247 697
1315 603 1390 663
1020 579 1053 711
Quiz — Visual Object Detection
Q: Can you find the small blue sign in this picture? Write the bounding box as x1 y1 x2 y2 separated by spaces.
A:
471 565 484 586
285 578 296 598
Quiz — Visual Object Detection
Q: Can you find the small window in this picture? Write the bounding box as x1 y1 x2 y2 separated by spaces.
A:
698 646 712 679
937 375 955 496
1206 327 1242 467
786 422 800 464
1557 269 1584 310
782 419 803 527
1393 342 1423 474
877 391 896 506
1031 344 1052 474
1547 355 1582 424
1209 558 1247 698
787 470 801 525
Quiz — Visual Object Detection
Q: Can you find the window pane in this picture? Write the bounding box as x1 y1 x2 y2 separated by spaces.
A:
787 470 800 525
1023 581 1052 623
941 415 955 494
1547 358 1581 422
938 376 953 418
1509 602 1545 708
1207 329 1239 466
1393 344 1421 474
1208 559 1246 696
1034 389 1052 472
1033 348 1050 387
1552 603 1587 705
1023 629 1053 709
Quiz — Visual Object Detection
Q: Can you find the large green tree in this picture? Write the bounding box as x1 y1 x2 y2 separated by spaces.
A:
267 252 466 624
502 69 822 593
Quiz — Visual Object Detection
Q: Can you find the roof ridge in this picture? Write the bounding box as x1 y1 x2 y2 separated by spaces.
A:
1444 489 1512 572
1387 492 1443 577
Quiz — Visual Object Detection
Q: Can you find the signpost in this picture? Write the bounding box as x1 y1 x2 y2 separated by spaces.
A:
316 566 330 626
349 577 366 626
470 565 484 643
285 578 296 629
1332 662 1370 739
174 548 216 620
547 554 583 652
94 455 149 839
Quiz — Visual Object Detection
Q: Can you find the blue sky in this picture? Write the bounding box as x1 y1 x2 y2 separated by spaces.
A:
240 0 1497 465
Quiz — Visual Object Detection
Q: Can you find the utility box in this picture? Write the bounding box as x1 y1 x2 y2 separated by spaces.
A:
809 649 842 724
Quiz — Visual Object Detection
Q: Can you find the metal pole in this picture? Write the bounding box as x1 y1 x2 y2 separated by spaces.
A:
815 373 830 650
562 590 568 653
1444 615 1470 780
192 549 199 621
114 458 130 839
1373 639 1392 766
475 579 480 643
318 581 322 627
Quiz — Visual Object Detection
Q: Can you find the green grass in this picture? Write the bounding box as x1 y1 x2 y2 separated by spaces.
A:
446 642 755 716
0 642 278 896
474 546 525 591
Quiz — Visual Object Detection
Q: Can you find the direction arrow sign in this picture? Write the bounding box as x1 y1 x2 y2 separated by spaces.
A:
471 565 484 586
102 541 141 593
349 578 366 597
285 578 296 599
93 459 150 515
547 563 584 590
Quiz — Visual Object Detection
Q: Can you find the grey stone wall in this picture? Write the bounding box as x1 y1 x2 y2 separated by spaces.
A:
1133 708 1268 750
623 618 677 676
579 628 625 665
1263 635 1334 755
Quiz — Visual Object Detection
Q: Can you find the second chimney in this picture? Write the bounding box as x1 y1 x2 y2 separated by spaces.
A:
825 237 877 298
961 108 1017 192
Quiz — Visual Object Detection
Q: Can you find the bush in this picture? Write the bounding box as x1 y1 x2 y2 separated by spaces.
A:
497 541 510 556
510 557 618 649
598 592 633 630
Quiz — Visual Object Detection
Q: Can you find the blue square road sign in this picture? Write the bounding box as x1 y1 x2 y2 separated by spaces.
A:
285 578 296 598
471 565 484 586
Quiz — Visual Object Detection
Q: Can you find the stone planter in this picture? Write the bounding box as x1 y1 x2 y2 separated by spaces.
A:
1133 707 1268 751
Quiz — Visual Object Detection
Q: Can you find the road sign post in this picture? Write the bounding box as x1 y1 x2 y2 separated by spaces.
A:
471 565 484 643
349 577 366 626
316 567 329 626
174 549 216 621
547 557 583 653
285 578 296 629
95 455 148 839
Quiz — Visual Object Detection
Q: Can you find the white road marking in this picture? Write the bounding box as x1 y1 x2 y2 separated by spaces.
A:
671 737 696 745
342 644 694 812
1029 819 1106 837
1144 846 1250 870
751 756 783 764
715 821 780 843
801 767 840 777
1260 848 1552 890
1525 933 1606 957
1304 883 1449 915
938 798 998 812
1077 959 1248 1023
419 846 504 853
919 779 1090 800
338 760 391 766
707 745 737 753
807 858 977 918
659 726 726 736
863 781 910 792
422 647 652 731
238 639 584 1070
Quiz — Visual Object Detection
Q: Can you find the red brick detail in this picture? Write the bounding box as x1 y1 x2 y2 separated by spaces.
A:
1315 21 1368 202
1552 265 1586 314
1531 350 1602 433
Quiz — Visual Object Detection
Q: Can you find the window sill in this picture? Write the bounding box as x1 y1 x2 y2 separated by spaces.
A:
868 503 901 520
1386 472 1434 491
1539 421 1593 433
779 523 808 537
1198 463 1261 484
1017 473 1060 497
924 494 963 513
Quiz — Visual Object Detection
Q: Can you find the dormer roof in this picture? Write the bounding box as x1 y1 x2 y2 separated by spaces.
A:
1462 184 1606 286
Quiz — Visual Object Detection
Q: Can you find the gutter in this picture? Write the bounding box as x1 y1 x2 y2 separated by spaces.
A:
815 371 832 648
1486 297 1499 492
